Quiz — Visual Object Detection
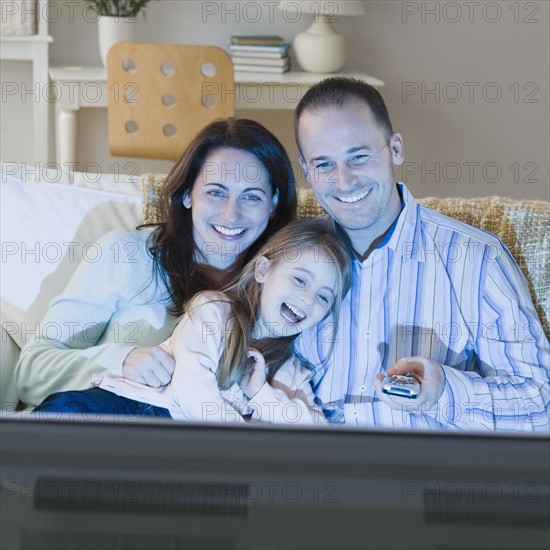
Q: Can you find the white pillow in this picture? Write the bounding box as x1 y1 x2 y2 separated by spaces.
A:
0 163 144 348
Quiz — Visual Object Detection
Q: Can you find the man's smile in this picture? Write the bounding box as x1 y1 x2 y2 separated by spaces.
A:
335 188 372 204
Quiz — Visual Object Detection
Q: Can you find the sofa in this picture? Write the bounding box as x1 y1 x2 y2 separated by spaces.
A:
1 164 548 410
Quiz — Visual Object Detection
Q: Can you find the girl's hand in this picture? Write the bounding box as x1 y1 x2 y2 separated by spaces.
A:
240 348 266 399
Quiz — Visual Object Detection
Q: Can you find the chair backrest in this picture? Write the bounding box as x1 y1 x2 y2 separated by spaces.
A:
107 41 235 160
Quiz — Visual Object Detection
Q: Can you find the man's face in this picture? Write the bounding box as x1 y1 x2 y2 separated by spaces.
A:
298 100 404 254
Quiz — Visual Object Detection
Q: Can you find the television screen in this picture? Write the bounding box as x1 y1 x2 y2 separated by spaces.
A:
1 416 549 550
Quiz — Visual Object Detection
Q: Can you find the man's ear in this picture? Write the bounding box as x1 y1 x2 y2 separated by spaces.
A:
389 132 404 166
298 154 311 185
254 256 271 283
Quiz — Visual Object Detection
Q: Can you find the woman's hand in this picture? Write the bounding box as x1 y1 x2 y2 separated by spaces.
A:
122 346 175 387
240 348 267 399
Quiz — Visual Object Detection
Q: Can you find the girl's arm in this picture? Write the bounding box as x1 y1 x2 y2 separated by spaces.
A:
246 356 327 425
168 294 246 423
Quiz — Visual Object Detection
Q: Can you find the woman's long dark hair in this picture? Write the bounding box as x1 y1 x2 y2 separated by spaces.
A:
148 118 297 316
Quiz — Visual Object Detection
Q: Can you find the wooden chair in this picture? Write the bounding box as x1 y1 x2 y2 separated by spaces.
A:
106 41 235 160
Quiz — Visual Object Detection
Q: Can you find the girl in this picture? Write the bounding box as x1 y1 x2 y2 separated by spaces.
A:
37 218 353 424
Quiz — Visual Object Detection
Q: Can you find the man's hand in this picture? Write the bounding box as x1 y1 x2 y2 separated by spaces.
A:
240 348 267 399
374 356 445 411
122 346 175 387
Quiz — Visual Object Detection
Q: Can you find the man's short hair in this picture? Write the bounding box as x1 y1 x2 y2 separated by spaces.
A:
294 77 394 150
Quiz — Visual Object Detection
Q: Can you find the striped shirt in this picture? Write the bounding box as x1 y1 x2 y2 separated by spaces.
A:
296 184 550 431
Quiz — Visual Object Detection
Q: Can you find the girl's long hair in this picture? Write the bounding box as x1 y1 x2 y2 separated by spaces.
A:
147 118 297 316
211 217 353 390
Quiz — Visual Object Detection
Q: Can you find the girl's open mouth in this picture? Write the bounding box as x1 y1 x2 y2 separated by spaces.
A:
281 302 306 324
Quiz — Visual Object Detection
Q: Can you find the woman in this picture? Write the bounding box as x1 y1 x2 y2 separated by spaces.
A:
16 118 297 408
34 219 353 420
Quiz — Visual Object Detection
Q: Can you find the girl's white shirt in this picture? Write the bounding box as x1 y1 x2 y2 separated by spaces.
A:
93 291 327 424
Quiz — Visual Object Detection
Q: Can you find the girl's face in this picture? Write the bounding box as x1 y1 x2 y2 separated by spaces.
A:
254 247 339 338
186 147 278 270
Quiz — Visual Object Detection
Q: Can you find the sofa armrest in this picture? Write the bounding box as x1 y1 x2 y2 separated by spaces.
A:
1 323 21 411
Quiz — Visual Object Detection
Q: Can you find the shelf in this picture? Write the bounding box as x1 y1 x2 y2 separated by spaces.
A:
0 1 52 163
49 64 384 166
0 34 53 43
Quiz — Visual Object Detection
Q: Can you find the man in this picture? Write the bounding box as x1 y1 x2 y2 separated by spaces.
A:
294 77 549 431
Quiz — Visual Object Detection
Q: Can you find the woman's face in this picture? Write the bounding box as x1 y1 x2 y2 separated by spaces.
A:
187 148 278 270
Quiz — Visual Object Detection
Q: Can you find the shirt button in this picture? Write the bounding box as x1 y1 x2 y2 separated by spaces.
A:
360 385 366 392
365 332 371 337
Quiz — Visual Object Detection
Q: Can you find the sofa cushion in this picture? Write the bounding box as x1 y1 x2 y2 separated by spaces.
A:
140 175 549 338
1 163 144 348
0 324 20 410
417 196 549 338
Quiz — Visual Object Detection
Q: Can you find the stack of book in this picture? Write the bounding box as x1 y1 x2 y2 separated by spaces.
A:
229 35 291 74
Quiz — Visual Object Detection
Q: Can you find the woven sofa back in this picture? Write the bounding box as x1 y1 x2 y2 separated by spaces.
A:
140 175 549 338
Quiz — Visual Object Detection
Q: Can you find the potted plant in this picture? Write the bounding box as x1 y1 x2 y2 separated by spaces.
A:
88 1 154 66
89 1 153 18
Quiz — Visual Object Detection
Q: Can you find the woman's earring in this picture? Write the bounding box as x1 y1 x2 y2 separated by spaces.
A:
270 189 279 219
182 193 191 209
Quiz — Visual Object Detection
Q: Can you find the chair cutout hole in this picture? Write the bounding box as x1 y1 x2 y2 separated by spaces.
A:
202 94 217 108
121 58 137 73
160 62 176 77
124 88 139 103
161 93 176 107
163 124 177 137
200 63 216 78
125 120 139 134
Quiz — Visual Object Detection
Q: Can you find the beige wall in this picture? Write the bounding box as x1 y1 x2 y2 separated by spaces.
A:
1 0 548 200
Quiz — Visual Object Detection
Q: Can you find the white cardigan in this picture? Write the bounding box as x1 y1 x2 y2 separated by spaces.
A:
95 292 327 425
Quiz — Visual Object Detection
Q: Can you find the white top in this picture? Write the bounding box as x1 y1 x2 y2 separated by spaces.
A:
95 292 327 425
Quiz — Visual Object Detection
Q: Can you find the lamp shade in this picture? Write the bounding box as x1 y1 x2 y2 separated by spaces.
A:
278 0 367 73
279 1 366 17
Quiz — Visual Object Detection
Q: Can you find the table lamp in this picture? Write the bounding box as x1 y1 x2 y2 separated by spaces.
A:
278 0 366 73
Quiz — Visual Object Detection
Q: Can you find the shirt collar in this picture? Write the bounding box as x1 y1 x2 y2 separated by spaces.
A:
385 182 424 262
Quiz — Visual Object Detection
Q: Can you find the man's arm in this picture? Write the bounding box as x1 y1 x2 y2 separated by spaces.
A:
376 247 550 431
